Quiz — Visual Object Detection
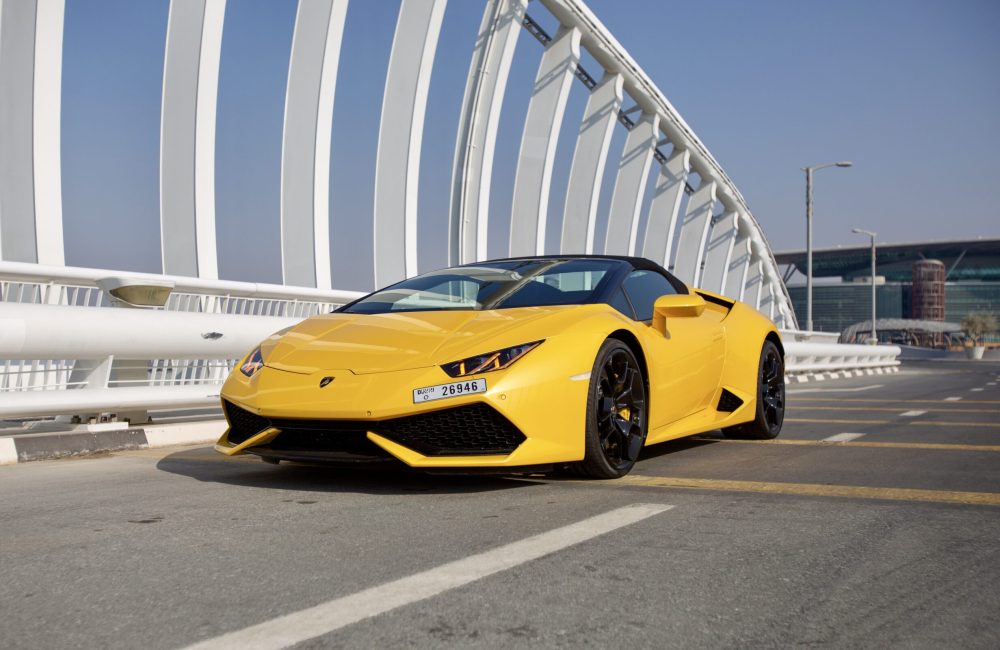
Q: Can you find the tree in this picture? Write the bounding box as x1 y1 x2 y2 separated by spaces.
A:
961 312 998 346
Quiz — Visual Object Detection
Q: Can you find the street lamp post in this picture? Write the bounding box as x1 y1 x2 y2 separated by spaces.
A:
852 228 878 344
803 161 852 331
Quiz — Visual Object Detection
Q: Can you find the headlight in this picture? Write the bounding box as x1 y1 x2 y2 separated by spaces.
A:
239 346 265 378
441 340 543 378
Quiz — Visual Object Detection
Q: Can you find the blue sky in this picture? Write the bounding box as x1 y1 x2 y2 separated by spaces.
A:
60 0 1000 290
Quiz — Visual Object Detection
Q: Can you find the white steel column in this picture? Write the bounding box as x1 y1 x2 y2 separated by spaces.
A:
641 148 689 269
744 247 764 309
560 72 622 254
759 279 776 319
671 180 716 286
603 112 658 256
160 0 224 279
374 0 447 287
451 0 526 265
280 0 348 289
724 232 750 301
32 0 64 266
0 0 65 265
508 26 580 257
700 209 738 293
773 297 793 329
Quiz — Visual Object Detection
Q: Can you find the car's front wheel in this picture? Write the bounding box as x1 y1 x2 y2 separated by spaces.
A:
577 339 648 479
724 339 784 440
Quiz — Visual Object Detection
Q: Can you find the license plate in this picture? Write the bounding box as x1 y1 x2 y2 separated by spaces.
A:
413 379 487 403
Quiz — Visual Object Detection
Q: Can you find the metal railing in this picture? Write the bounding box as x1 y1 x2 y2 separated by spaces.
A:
0 262 365 404
783 340 901 376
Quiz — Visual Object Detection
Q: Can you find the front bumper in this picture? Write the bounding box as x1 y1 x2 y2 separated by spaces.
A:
216 352 590 468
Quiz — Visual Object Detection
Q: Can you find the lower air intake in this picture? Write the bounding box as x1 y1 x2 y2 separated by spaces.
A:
223 401 270 445
223 400 525 457
376 403 525 456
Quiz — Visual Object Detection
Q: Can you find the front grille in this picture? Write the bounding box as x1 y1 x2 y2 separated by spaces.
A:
717 388 744 413
224 401 271 445
265 426 392 459
376 403 525 456
222 400 525 457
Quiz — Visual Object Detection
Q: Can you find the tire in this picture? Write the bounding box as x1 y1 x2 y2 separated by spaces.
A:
576 339 648 479
724 340 784 440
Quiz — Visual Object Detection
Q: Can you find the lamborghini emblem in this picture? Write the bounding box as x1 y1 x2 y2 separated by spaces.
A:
319 376 335 388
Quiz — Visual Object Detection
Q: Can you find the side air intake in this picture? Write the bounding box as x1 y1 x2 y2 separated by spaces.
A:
717 389 744 413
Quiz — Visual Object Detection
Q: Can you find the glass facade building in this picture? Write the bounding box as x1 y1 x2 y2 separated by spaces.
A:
787 284 905 333
786 282 1000 334
944 282 1000 322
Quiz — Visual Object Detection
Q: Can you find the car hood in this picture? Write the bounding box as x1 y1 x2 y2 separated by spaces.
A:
262 306 575 374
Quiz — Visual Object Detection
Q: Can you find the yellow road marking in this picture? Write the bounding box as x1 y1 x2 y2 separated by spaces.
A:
792 405 1000 414
790 397 1000 405
785 417 1000 428
693 437 1000 453
910 421 1000 428
786 418 891 425
612 474 1000 506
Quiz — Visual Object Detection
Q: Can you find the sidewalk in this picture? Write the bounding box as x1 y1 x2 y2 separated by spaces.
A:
0 419 226 465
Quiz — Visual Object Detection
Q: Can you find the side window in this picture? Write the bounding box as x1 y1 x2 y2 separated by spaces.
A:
622 270 678 321
608 288 635 319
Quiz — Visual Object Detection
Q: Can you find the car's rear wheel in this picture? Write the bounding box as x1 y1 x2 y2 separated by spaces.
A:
724 340 784 440
577 339 648 479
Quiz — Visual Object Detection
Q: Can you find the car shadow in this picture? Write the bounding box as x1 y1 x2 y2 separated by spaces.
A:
155 446 543 496
637 433 722 461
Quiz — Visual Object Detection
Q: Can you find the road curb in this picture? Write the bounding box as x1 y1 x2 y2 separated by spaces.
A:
0 420 226 465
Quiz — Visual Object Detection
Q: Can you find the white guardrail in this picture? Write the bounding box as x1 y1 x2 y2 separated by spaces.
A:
0 262 899 420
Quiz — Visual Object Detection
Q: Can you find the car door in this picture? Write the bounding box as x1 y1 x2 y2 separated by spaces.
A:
619 270 725 429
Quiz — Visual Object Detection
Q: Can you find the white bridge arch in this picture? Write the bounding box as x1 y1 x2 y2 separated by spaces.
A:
0 0 795 326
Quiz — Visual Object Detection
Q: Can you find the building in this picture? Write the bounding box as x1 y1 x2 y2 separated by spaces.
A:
774 238 1000 334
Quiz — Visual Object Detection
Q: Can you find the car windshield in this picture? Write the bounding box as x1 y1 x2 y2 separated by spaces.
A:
341 259 618 314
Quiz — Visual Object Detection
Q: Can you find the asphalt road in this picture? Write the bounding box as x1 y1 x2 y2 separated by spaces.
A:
2 360 999 649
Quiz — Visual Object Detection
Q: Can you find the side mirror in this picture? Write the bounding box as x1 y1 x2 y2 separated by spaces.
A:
652 293 706 333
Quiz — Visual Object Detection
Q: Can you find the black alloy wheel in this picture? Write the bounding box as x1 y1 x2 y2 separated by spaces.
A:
724 339 784 440
578 339 648 478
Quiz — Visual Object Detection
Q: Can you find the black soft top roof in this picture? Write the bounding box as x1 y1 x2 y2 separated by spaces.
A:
468 255 689 294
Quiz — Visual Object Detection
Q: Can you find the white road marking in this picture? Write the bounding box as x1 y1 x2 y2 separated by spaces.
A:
0 438 17 465
971 388 984 392
787 384 883 395
899 410 927 417
822 433 866 443
183 503 674 650
988 382 997 386
945 396 962 401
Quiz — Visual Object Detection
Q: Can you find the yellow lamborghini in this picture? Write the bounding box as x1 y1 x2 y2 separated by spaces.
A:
216 256 784 478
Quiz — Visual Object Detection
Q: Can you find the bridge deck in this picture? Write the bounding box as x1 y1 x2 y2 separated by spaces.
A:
1 360 998 648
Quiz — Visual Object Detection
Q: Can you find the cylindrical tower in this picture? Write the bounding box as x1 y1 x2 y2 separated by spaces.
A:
911 259 945 321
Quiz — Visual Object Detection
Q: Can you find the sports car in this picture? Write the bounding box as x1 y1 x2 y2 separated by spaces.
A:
216 255 784 478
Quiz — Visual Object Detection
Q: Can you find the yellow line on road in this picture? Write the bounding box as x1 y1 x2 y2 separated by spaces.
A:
786 417 1000 428
613 474 1000 506
909 421 1000 428
792 405 1000 414
693 437 1000 453
790 398 1000 405
786 418 891 425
